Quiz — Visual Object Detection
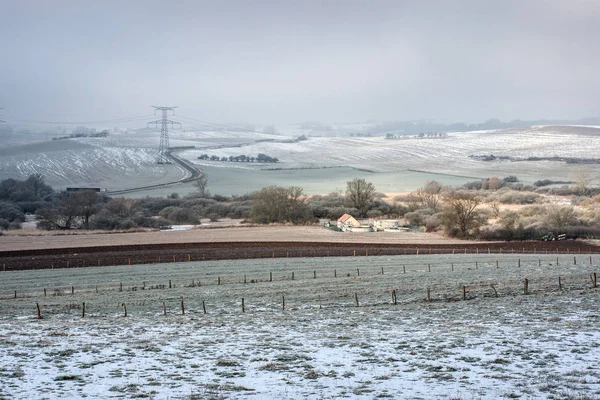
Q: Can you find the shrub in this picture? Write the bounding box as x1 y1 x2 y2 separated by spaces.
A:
404 209 434 226
0 202 25 223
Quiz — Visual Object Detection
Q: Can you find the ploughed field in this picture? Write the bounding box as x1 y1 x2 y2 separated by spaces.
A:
1 253 599 399
0 239 599 271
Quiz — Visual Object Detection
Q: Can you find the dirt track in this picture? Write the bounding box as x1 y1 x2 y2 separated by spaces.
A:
1 226 598 271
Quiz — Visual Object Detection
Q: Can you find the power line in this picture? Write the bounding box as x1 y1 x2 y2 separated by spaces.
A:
177 114 268 135
1 114 156 125
148 106 181 164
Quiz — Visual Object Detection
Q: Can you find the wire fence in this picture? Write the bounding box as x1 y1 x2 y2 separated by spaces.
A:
2 257 598 320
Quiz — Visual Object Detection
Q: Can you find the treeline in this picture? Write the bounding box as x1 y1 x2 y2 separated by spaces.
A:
3 173 600 241
197 153 279 163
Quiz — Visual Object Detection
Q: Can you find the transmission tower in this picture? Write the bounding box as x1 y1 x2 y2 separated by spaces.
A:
148 106 181 164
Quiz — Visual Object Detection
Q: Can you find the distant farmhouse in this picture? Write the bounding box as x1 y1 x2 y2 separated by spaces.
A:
337 214 360 231
336 213 408 233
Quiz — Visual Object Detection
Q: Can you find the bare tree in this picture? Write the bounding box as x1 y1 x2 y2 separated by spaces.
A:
410 180 443 212
547 205 577 228
488 176 502 191
441 191 485 237
105 198 138 218
574 169 591 196
72 190 100 229
36 190 100 230
490 201 501 218
194 173 209 197
250 186 310 224
346 178 376 217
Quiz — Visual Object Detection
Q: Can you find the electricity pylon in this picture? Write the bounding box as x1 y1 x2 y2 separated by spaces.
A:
148 106 181 164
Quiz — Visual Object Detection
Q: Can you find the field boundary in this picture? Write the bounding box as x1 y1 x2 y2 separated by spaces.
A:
1 240 599 271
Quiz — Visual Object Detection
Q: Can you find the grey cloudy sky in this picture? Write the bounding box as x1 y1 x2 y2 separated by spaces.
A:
1 0 599 125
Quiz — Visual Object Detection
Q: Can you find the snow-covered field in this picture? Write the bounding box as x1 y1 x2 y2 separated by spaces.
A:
1 254 599 399
1 124 600 196
0 136 188 191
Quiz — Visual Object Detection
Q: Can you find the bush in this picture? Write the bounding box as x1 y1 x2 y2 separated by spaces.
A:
159 206 199 224
366 210 383 218
0 202 25 223
488 189 540 204
404 209 434 226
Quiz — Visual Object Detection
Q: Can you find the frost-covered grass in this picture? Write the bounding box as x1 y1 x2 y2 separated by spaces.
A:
1 254 599 399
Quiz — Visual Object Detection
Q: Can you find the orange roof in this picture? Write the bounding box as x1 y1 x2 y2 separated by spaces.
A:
337 213 354 223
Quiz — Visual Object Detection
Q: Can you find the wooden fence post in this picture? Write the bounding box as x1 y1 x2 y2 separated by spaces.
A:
524 279 529 295
242 298 245 313
244 275 246 284
314 271 317 279
318 295 322 309
71 286 74 295
36 303 42 319
403 265 406 274
518 259 520 268
334 270 336 278
574 256 576 265
82 302 86 318
180 297 185 315
451 263 454 272
558 277 562 291
354 292 359 307
122 303 127 317
392 289 397 305
269 272 272 282
292 272 295 280
44 288 47 297
463 286 466 300
218 277 221 285
120 282 123 292
163 301 167 316
282 295 285 311
496 260 499 268
381 266 384 275
428 264 431 272
202 300 207 314
169 280 172 289
427 287 431 304
475 261 478 269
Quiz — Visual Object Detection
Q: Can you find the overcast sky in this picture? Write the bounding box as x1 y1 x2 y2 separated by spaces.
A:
1 0 599 125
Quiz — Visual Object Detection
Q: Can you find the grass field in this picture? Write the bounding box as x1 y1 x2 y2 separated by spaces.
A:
1 254 599 399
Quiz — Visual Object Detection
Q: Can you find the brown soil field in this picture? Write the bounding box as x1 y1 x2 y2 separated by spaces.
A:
0 226 464 251
1 226 598 271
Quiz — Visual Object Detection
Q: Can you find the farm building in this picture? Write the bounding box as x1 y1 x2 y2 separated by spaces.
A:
337 214 360 231
371 219 409 232
337 214 375 232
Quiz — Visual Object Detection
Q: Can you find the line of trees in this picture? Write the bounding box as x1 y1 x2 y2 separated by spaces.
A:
198 153 279 163
3 173 600 241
